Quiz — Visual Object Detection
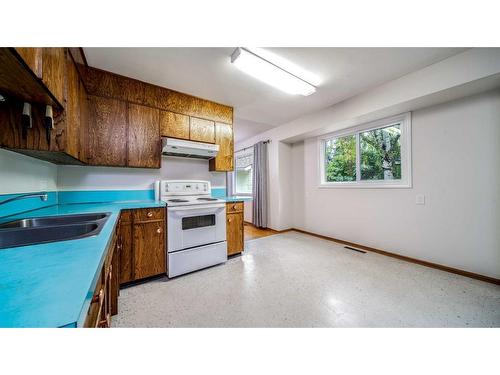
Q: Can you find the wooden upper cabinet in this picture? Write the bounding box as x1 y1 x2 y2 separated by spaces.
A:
15 48 42 78
160 110 189 140
190 117 215 143
41 48 66 106
88 95 128 166
128 104 161 168
209 123 234 171
78 76 89 162
65 53 81 160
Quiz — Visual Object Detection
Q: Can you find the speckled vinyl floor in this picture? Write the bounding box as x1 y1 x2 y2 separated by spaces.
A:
112 231 500 327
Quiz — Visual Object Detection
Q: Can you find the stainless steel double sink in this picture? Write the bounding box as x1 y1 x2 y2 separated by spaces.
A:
0 212 110 249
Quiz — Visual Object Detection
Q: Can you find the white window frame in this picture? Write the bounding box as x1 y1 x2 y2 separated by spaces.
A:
318 112 412 189
233 149 254 196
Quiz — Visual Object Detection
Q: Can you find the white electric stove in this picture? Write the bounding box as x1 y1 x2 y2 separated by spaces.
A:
156 180 227 278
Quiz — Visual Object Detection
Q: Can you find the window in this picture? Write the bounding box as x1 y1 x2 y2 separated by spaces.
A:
234 150 253 195
319 113 411 188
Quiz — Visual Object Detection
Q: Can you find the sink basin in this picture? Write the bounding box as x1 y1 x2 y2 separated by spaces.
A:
0 223 101 249
0 213 109 229
0 212 110 249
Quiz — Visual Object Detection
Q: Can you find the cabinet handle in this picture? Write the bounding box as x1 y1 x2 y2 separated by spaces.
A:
157 228 162 234
92 288 104 304
98 313 110 328
228 218 232 222
147 211 153 217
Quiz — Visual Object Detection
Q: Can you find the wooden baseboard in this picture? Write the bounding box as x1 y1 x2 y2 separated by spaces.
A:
285 228 500 285
243 221 280 233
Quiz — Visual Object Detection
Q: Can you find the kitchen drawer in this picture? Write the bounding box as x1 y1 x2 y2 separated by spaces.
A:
132 208 165 222
226 202 243 213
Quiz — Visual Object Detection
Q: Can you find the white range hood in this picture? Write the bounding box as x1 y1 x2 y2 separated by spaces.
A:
162 138 219 159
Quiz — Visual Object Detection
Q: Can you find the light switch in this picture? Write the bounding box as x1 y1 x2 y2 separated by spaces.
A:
416 194 425 205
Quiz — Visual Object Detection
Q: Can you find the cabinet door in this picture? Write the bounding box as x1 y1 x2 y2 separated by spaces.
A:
133 221 166 279
227 212 244 255
111 238 119 316
64 53 81 159
160 110 189 139
190 117 215 143
119 214 134 284
88 95 128 166
209 122 234 171
128 104 160 168
41 48 66 105
78 77 89 162
15 47 42 78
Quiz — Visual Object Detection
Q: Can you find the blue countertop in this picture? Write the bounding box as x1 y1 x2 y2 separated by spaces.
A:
0 200 165 328
221 196 252 202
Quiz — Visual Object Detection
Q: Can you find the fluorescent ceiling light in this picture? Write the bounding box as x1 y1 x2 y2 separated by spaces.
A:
231 48 317 96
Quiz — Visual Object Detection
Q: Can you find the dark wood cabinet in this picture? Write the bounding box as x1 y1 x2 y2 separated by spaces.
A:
118 211 134 284
226 202 244 255
209 122 234 171
41 48 66 106
78 74 89 162
1 47 235 170
128 104 161 168
88 95 128 166
84 225 119 328
160 110 190 140
118 208 166 285
15 47 43 78
64 53 89 163
133 221 165 279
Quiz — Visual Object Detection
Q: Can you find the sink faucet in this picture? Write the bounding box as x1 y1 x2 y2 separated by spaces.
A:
0 192 48 206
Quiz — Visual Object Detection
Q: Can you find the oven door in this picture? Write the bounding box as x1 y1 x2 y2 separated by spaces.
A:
167 203 226 252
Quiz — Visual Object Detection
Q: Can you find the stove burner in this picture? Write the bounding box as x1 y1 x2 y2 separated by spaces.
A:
197 197 218 201
168 199 189 203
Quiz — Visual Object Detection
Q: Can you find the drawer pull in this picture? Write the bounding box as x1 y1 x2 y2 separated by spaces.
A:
147 211 153 217
157 228 162 234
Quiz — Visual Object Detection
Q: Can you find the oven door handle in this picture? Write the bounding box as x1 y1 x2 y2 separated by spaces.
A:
167 203 226 211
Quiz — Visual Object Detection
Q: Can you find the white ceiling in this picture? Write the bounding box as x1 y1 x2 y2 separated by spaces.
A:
84 47 466 142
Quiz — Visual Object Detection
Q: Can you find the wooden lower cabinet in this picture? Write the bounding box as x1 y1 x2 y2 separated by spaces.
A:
84 225 119 328
226 202 244 256
119 208 166 285
133 221 165 279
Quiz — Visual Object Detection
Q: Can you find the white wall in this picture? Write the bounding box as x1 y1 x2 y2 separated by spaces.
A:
235 49 500 232
57 156 226 190
0 149 58 194
292 90 500 278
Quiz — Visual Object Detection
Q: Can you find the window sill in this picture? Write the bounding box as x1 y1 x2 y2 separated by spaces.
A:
318 181 412 189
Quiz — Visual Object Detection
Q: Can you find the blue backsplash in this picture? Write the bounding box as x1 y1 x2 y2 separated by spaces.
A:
58 190 155 204
0 188 228 218
211 187 226 198
0 191 58 218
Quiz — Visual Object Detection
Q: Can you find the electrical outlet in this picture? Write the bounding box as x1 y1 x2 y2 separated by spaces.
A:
416 194 425 205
